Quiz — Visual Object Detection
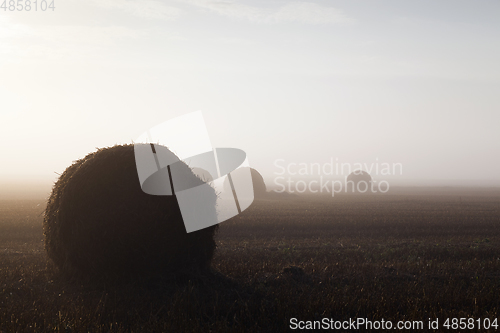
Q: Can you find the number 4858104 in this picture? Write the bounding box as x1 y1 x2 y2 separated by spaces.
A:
1 0 55 11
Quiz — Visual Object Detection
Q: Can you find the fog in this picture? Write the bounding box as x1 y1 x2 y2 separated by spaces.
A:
1 0 499 193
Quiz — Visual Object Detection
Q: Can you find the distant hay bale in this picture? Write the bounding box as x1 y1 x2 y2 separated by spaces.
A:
223 167 267 199
346 170 372 193
43 144 218 280
191 167 214 183
248 168 267 197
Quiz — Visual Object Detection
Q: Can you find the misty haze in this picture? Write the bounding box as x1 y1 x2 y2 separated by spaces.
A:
1 0 499 331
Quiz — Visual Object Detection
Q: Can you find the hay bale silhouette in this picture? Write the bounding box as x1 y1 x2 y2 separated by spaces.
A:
43 144 218 280
191 167 214 183
223 167 267 199
346 170 372 193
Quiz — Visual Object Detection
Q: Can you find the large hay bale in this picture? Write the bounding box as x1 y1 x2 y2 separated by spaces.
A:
43 144 218 279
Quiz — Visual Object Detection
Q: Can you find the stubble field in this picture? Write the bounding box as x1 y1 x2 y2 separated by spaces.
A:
1 187 500 332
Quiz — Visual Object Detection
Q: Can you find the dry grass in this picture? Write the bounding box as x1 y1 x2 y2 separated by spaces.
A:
1 188 500 332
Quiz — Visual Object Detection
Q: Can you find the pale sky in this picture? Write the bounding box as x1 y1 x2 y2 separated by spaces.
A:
1 0 499 189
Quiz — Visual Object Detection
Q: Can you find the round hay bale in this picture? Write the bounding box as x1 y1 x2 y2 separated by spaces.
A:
346 170 372 193
191 167 214 183
43 144 218 280
223 167 267 199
